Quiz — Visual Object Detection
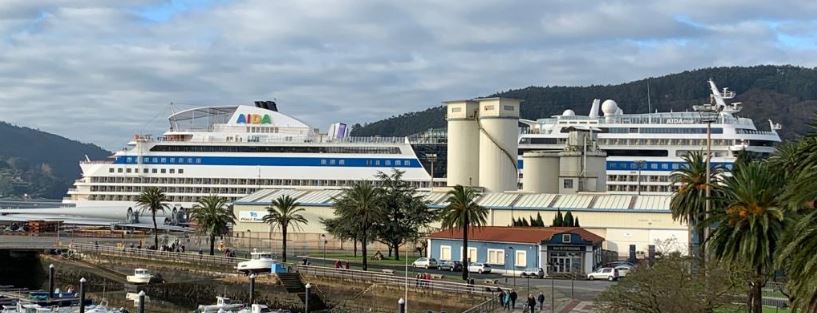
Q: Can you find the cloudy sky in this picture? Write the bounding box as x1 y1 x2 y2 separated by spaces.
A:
1 0 816 150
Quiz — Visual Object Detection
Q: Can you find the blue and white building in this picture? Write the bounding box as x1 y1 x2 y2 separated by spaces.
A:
428 226 604 275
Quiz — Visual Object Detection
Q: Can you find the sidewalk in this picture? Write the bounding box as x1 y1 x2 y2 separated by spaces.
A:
502 300 596 313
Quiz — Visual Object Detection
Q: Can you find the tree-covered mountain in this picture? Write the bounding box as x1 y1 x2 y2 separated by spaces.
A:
0 122 110 199
352 65 817 140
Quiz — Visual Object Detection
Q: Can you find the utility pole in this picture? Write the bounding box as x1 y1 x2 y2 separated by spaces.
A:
694 96 723 261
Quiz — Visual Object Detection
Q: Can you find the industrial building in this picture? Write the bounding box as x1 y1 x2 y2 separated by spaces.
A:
232 188 687 257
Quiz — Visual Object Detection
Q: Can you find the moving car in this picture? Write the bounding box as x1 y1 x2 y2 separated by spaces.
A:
587 267 619 281
520 268 546 278
412 257 438 269
438 260 463 272
467 263 492 274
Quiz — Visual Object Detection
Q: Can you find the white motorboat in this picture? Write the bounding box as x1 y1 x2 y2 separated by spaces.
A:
236 250 277 273
125 268 154 284
195 297 245 313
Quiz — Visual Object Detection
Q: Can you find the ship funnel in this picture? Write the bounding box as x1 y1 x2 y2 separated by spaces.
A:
589 99 600 118
254 101 279 112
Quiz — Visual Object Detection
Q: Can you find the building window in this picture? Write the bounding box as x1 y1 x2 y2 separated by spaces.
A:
385 160 391 166
117 168 123 173
109 168 114 173
562 234 572 243
178 169 184 174
440 245 452 261
152 169 157 173
143 169 148 173
321 159 327 165
338 160 345 165
487 249 505 265
126 168 131 173
169 169 175 174
394 160 401 166
515 250 527 267
461 247 478 263
563 179 574 189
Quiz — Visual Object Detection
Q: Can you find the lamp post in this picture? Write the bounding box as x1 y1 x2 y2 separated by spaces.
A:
304 283 312 313
249 273 256 305
48 264 55 299
321 234 327 264
79 278 86 313
137 290 145 313
508 246 516 289
427 153 437 190
693 101 722 261
247 229 252 254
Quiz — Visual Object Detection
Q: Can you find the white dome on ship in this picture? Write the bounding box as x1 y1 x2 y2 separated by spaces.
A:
562 109 576 116
601 100 618 116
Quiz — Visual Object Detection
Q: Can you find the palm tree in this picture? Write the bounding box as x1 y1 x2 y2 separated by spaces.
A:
774 122 817 312
189 195 235 255
670 151 721 259
707 161 787 313
333 181 384 271
263 194 308 263
135 186 170 249
439 185 488 280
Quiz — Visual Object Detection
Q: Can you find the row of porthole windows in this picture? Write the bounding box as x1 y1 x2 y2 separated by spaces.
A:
123 156 202 164
109 167 184 174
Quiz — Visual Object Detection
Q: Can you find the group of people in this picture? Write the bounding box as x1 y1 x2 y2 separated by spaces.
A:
334 259 350 269
498 289 546 312
415 273 434 288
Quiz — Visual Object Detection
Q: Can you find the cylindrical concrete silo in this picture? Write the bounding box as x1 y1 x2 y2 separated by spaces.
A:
522 151 560 193
446 100 480 187
477 98 522 192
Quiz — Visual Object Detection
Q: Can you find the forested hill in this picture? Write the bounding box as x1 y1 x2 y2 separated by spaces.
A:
351 65 817 140
0 122 110 199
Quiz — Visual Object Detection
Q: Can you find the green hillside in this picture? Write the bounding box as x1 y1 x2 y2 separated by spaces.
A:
352 65 817 140
0 122 110 199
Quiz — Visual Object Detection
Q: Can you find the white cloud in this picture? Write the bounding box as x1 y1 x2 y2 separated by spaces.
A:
0 0 816 149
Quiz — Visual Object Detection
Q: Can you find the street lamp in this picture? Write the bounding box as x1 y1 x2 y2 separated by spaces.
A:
693 100 723 260
321 234 327 264
508 246 516 289
426 153 438 190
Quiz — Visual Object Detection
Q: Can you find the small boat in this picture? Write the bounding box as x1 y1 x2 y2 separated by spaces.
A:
125 268 154 284
195 297 245 313
236 250 277 273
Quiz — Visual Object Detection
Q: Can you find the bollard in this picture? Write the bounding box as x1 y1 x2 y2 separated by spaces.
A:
137 290 145 313
398 298 405 313
79 277 86 313
48 264 55 299
304 283 312 313
249 273 256 305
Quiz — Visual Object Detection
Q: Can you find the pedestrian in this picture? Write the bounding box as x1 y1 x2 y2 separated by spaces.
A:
509 289 518 310
497 290 505 307
335 260 341 268
344 261 350 269
415 274 421 287
503 290 511 310
537 292 545 311
527 294 536 313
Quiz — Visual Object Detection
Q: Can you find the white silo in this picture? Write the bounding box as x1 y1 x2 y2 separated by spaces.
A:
522 151 560 193
446 100 480 187
477 97 522 192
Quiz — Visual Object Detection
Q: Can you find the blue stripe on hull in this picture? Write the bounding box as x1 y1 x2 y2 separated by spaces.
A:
114 156 423 168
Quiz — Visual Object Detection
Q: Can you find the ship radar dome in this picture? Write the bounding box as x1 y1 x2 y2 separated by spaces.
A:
601 99 618 116
562 109 576 116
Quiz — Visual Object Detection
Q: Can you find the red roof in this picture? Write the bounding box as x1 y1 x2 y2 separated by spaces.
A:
428 226 604 245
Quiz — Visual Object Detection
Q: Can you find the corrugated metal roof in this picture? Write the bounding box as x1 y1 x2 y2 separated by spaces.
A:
296 189 343 205
551 194 594 209
514 194 558 209
592 195 633 210
235 188 671 212
632 195 671 211
477 193 519 207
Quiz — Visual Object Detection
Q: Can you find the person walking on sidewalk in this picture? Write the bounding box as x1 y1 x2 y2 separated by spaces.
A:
509 290 518 310
537 292 545 311
503 290 511 310
527 294 536 313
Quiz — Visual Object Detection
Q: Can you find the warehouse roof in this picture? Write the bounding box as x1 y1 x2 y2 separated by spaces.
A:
234 189 671 212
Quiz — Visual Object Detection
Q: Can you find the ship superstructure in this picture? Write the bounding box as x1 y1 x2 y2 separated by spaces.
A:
518 80 781 194
65 102 431 208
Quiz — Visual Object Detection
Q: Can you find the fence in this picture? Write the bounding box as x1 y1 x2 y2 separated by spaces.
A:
71 243 246 266
297 265 505 297
462 298 500 313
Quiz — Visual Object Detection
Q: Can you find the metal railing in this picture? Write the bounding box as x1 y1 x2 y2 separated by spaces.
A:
71 243 246 266
297 265 504 297
462 297 500 313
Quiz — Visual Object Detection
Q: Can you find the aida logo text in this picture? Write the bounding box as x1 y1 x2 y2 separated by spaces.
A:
236 113 272 124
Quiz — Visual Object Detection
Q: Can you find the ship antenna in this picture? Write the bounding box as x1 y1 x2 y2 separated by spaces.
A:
647 78 651 114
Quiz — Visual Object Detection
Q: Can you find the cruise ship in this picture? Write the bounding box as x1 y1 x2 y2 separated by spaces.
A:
518 80 782 194
65 101 434 209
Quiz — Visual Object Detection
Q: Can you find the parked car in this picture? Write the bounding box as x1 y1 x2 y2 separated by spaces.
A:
520 268 546 278
412 257 438 269
438 260 463 272
604 261 635 268
614 264 634 277
467 263 492 274
587 267 619 281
